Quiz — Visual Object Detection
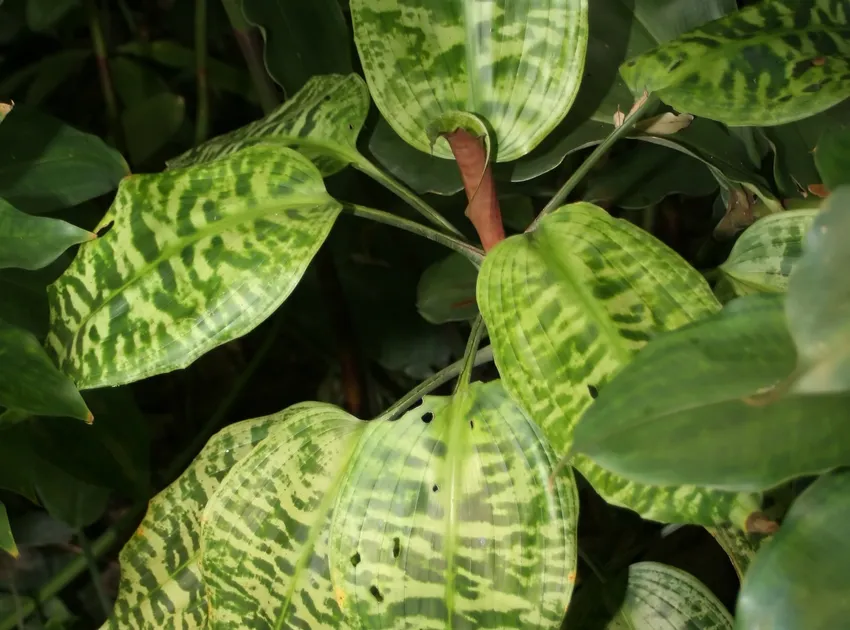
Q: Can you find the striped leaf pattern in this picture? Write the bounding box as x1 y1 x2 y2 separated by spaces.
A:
719 209 818 297
620 0 850 127
350 0 588 161
166 74 370 175
104 414 281 629
330 381 578 629
607 562 733 629
477 203 753 525
708 524 767 580
46 144 341 389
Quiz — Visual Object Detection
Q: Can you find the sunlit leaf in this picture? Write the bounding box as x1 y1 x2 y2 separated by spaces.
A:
46 144 341 389
786 187 850 393
0 197 93 270
202 381 578 628
572 293 850 491
477 202 754 525
718 209 818 297
351 0 588 162
0 501 17 558
736 470 850 630
0 318 90 421
620 0 850 126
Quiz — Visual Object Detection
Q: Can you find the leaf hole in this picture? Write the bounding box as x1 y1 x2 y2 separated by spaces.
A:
369 585 384 603
350 552 360 567
421 411 433 424
587 384 599 399
96 221 115 238
432 484 439 492
348 124 354 130
392 537 400 558
469 420 474 429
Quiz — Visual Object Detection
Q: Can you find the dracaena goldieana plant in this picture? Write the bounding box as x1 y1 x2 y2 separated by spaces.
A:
2 0 850 628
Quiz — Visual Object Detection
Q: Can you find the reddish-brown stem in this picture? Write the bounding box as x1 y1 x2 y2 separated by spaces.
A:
445 129 505 252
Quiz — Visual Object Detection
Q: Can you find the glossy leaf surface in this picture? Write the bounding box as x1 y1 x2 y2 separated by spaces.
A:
718 209 817 297
167 73 369 175
0 501 16 558
477 203 754 524
0 106 128 214
573 294 850 491
351 0 588 162
735 471 850 630
46 144 341 389
202 381 578 629
0 318 90 421
786 187 850 393
620 0 850 126
0 198 93 270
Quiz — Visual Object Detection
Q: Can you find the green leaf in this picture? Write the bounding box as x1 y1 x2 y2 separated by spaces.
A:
242 0 352 95
620 0 850 127
815 126 850 191
0 318 90 421
166 73 368 176
477 202 754 525
0 197 93 270
0 106 129 214
0 501 17 558
35 468 109 529
786 187 850 393
110 57 170 107
22 49 90 105
606 562 733 629
0 257 68 337
416 252 478 324
25 0 79 31
350 0 588 162
46 144 341 390
718 209 818 297
707 524 766 580
735 470 850 630
121 92 186 165
202 381 578 628
572 293 850 491
106 413 281 628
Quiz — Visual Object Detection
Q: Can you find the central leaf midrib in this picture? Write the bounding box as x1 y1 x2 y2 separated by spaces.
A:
60 195 338 358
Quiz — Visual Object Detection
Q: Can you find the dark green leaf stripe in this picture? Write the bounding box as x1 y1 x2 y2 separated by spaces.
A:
477 203 755 525
608 562 733 629
620 0 850 126
330 381 577 628
351 0 588 162
104 413 281 629
719 209 818 297
46 144 341 389
167 73 369 175
708 524 767 580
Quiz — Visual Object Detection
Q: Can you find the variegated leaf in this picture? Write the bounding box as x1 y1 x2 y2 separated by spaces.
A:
605 562 733 629
620 0 850 127
201 380 578 629
46 144 341 389
350 0 588 162
104 413 281 629
166 73 369 175
718 209 818 297
477 203 754 525
708 524 767 580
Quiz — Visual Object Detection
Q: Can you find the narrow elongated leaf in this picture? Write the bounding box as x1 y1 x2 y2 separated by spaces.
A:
0 197 93 270
242 0 352 95
202 381 578 629
572 294 850 491
477 203 754 525
718 209 818 297
0 106 129 214
786 187 850 393
735 471 850 630
0 318 90 421
606 562 733 629
0 501 16 558
815 126 850 190
46 144 341 389
351 0 588 162
105 413 281 628
167 73 369 175
620 0 850 127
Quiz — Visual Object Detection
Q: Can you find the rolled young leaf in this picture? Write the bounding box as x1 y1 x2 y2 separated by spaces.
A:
351 0 588 162
735 470 850 630
619 0 850 127
46 144 342 389
0 317 90 421
0 197 94 270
